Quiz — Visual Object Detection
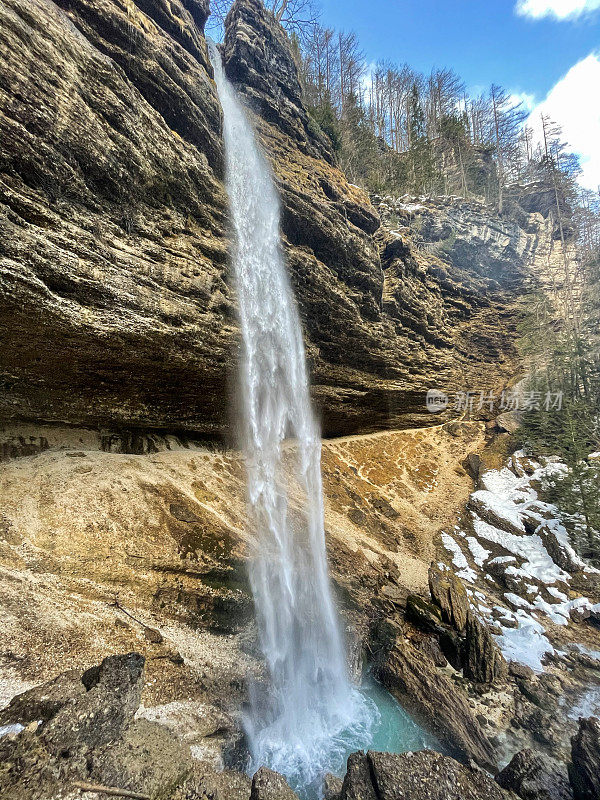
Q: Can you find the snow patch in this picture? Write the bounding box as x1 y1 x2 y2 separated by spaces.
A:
466 536 491 567
0 723 24 739
441 533 477 582
473 517 570 584
493 612 554 672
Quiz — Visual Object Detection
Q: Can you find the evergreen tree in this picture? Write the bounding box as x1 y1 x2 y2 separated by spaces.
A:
407 84 436 193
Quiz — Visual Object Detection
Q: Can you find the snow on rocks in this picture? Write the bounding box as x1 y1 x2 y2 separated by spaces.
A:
439 450 598 672
537 518 591 573
469 490 527 536
441 532 477 582
493 612 555 673
472 518 570 585
466 536 491 567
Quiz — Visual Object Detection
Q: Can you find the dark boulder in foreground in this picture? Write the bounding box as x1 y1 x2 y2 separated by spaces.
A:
496 748 573 800
0 653 250 800
0 652 144 753
569 717 600 800
341 750 509 800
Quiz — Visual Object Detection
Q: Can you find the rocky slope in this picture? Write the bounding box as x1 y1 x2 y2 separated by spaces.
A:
0 422 484 752
1 0 553 442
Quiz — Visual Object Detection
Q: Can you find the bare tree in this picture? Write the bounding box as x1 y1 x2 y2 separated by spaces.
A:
207 0 320 43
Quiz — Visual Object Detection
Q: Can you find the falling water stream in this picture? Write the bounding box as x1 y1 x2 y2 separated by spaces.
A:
208 44 435 797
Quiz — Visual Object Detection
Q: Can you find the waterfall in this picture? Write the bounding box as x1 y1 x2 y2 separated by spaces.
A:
208 44 375 794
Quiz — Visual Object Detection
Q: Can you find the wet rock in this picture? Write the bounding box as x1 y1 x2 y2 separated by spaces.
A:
429 563 469 633
426 565 504 683
323 772 343 800
569 717 600 800
463 611 507 684
342 751 378 800
487 557 520 589
496 749 573 800
251 766 299 800
379 637 497 769
342 750 508 800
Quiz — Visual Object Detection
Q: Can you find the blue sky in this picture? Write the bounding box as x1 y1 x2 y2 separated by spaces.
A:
316 0 600 188
318 0 598 98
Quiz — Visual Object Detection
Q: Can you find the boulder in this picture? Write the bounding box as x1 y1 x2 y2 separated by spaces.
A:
41 653 145 756
497 412 523 435
323 772 343 800
0 653 146 798
379 637 497 769
509 662 535 680
496 749 573 800
0 669 87 727
429 563 469 633
251 767 299 800
536 524 581 574
463 453 483 481
341 750 508 800
463 611 507 684
342 751 378 800
0 653 144 758
468 492 526 537
569 717 600 800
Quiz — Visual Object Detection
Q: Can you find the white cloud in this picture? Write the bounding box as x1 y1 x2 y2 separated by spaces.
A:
515 0 600 20
527 52 600 190
509 91 536 112
361 62 378 102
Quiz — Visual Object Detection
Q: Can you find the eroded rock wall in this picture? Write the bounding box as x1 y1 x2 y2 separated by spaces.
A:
0 0 235 435
1 0 550 440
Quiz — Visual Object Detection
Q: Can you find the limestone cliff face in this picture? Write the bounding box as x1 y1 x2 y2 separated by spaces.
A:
0 0 549 442
0 0 233 435
221 0 552 435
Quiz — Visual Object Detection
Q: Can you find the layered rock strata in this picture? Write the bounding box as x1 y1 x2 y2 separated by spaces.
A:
0 0 551 439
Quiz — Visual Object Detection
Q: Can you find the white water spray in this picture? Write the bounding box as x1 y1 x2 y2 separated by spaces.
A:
208 44 375 793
